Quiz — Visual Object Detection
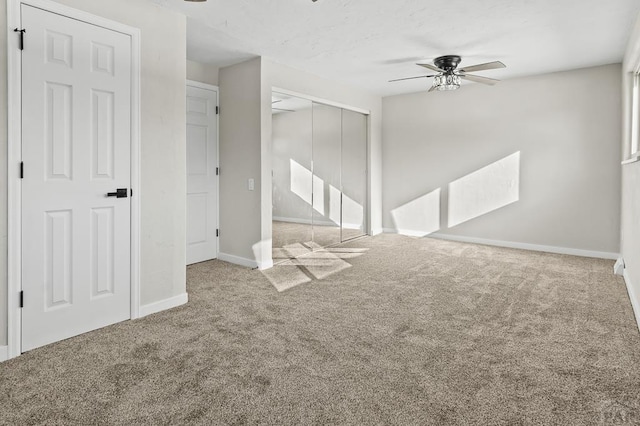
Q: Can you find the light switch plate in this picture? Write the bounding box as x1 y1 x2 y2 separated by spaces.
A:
248 178 255 191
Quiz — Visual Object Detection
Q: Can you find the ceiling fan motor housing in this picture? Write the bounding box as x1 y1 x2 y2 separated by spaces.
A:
434 55 462 72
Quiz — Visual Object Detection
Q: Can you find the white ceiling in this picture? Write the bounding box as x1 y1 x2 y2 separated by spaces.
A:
152 0 640 97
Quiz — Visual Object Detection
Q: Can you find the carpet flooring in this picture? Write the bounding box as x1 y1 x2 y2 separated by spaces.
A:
1 234 640 424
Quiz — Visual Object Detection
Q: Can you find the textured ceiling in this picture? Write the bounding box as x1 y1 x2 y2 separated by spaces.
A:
152 0 640 96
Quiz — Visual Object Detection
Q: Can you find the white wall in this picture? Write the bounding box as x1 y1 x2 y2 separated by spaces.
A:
383 64 622 256
187 60 219 86
621 14 640 328
263 59 383 235
0 0 187 346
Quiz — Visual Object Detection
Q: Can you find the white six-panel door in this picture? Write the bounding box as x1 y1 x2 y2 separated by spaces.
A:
186 84 219 265
21 4 132 352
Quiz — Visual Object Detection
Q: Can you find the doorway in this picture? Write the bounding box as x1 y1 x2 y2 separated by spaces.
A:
271 92 368 262
186 82 219 265
7 0 141 356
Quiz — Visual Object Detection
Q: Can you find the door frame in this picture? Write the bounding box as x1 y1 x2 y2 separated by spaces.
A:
186 80 220 262
6 0 141 359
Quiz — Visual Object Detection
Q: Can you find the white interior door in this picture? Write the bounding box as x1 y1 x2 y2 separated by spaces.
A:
186 84 219 265
21 5 132 352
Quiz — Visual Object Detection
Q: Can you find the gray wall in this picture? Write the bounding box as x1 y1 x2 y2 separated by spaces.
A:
383 64 622 255
621 15 640 327
219 58 266 265
187 60 219 86
0 0 187 346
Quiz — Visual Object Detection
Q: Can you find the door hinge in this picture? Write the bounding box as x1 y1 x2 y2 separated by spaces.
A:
216 167 219 176
130 188 133 197
216 229 219 237
216 106 219 115
20 161 24 179
14 28 25 50
19 291 24 308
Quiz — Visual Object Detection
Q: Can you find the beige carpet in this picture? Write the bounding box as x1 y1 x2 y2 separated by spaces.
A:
2 234 640 424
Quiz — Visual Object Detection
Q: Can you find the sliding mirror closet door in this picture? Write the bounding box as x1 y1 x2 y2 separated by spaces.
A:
271 93 313 261
312 103 342 247
341 109 367 240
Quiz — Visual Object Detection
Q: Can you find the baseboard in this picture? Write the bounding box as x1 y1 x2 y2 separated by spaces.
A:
0 346 7 362
382 228 619 260
623 268 640 333
139 293 188 318
371 227 384 236
382 227 427 237
218 252 259 269
257 259 274 270
273 216 335 227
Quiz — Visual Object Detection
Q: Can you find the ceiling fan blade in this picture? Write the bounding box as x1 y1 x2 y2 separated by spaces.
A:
389 75 436 83
417 63 444 73
273 107 295 112
460 74 500 85
458 61 505 73
272 100 282 104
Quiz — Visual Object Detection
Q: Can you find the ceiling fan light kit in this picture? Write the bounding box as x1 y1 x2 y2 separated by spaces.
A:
433 74 461 91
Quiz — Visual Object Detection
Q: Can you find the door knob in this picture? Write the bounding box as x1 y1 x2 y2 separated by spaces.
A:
106 188 128 198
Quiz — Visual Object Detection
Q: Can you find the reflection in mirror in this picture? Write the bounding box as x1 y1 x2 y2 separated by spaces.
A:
341 109 367 240
271 92 313 262
312 102 342 247
272 91 369 265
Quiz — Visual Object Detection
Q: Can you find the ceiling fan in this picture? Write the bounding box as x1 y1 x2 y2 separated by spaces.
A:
389 55 506 92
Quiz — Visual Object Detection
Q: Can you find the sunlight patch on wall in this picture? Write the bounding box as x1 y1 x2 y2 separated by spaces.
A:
448 152 520 228
290 159 312 205
312 175 324 215
289 159 364 227
342 193 364 230
391 188 441 237
290 159 326 215
329 185 341 225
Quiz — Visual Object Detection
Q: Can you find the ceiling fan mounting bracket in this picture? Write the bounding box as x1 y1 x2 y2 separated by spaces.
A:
434 55 462 71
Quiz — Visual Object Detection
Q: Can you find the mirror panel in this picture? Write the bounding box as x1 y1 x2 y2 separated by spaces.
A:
312 102 342 248
271 92 313 261
341 109 367 241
